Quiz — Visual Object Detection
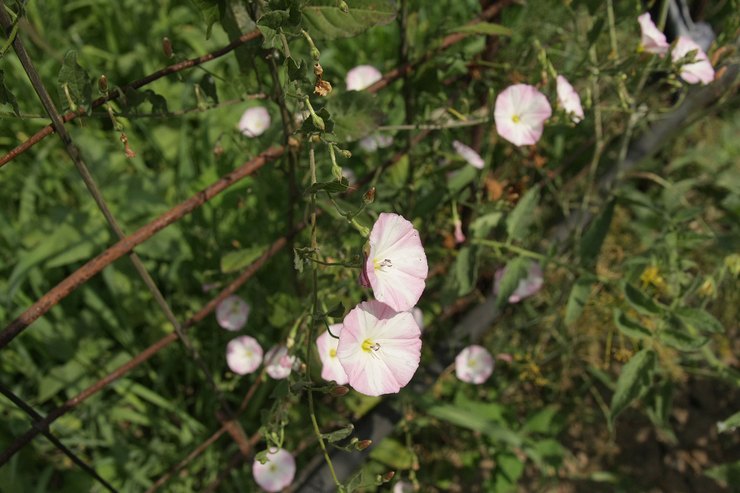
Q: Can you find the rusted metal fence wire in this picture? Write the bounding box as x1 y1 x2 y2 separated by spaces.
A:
0 1 513 489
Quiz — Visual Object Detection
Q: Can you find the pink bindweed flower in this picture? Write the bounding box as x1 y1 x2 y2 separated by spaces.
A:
359 133 394 152
494 84 552 146
264 345 295 380
239 106 271 137
638 13 669 55
337 300 422 396
455 345 495 384
452 140 485 169
216 295 250 331
671 36 715 85
364 213 428 312
346 65 383 91
556 75 584 123
453 218 466 244
252 448 296 492
226 336 263 375
316 324 349 385
494 261 544 304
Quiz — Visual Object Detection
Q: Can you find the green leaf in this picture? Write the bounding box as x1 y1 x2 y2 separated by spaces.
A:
564 279 592 327
58 50 92 112
704 460 740 486
609 349 656 424
328 91 383 142
470 211 502 239
369 438 413 469
221 246 266 273
447 165 478 195
198 74 219 104
580 199 615 268
304 179 349 195
658 329 708 351
287 57 309 82
190 0 225 38
322 424 354 443
302 0 396 40
613 309 652 340
495 256 530 307
506 187 540 241
674 307 724 334
449 22 512 37
426 404 523 447
717 411 740 433
0 70 20 116
624 283 661 315
521 405 560 435
454 246 479 296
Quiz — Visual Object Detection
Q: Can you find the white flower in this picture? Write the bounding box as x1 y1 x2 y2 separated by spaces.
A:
452 140 484 169
239 106 271 137
252 448 295 492
226 336 263 375
316 324 349 385
455 345 495 384
556 75 584 123
216 295 250 331
264 345 295 380
671 36 715 85
346 65 383 91
494 84 552 146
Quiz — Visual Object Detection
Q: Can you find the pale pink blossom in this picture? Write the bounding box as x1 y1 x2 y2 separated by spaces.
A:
452 140 484 169
359 133 394 152
556 75 584 123
216 295 250 331
455 345 495 384
316 324 349 385
494 261 544 303
239 106 271 137
364 213 428 312
672 36 715 85
346 65 383 91
494 84 552 146
638 13 669 55
453 218 466 244
337 300 422 396
496 353 514 363
252 448 295 492
264 345 295 380
226 336 263 375
341 168 357 185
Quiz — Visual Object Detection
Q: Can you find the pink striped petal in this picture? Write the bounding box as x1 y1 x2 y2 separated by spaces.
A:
494 84 552 146
316 324 349 385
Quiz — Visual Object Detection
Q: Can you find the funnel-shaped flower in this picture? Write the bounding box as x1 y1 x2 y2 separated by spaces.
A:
453 218 466 244
455 345 495 384
364 213 428 312
226 336 263 375
264 345 295 380
239 106 271 137
337 300 422 396
638 13 669 55
494 84 552 146
452 140 485 169
672 36 714 85
252 448 295 492
316 324 349 385
494 261 544 304
346 65 383 91
556 75 584 123
216 295 250 331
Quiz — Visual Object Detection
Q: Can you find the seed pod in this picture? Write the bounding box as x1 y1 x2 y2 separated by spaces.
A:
98 75 108 93
162 37 173 58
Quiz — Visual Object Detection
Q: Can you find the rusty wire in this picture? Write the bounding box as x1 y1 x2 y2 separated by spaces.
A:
0 1 515 488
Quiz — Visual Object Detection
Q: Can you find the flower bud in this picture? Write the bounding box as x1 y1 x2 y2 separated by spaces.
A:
355 439 372 451
339 1 349 13
162 37 173 58
382 471 395 482
362 187 376 204
98 75 108 93
331 385 349 396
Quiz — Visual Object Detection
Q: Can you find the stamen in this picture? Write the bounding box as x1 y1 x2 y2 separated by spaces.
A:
512 114 521 123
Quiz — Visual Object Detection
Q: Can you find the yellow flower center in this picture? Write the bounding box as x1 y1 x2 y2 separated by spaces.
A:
511 114 521 123
362 339 381 352
329 348 337 358
373 258 393 271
